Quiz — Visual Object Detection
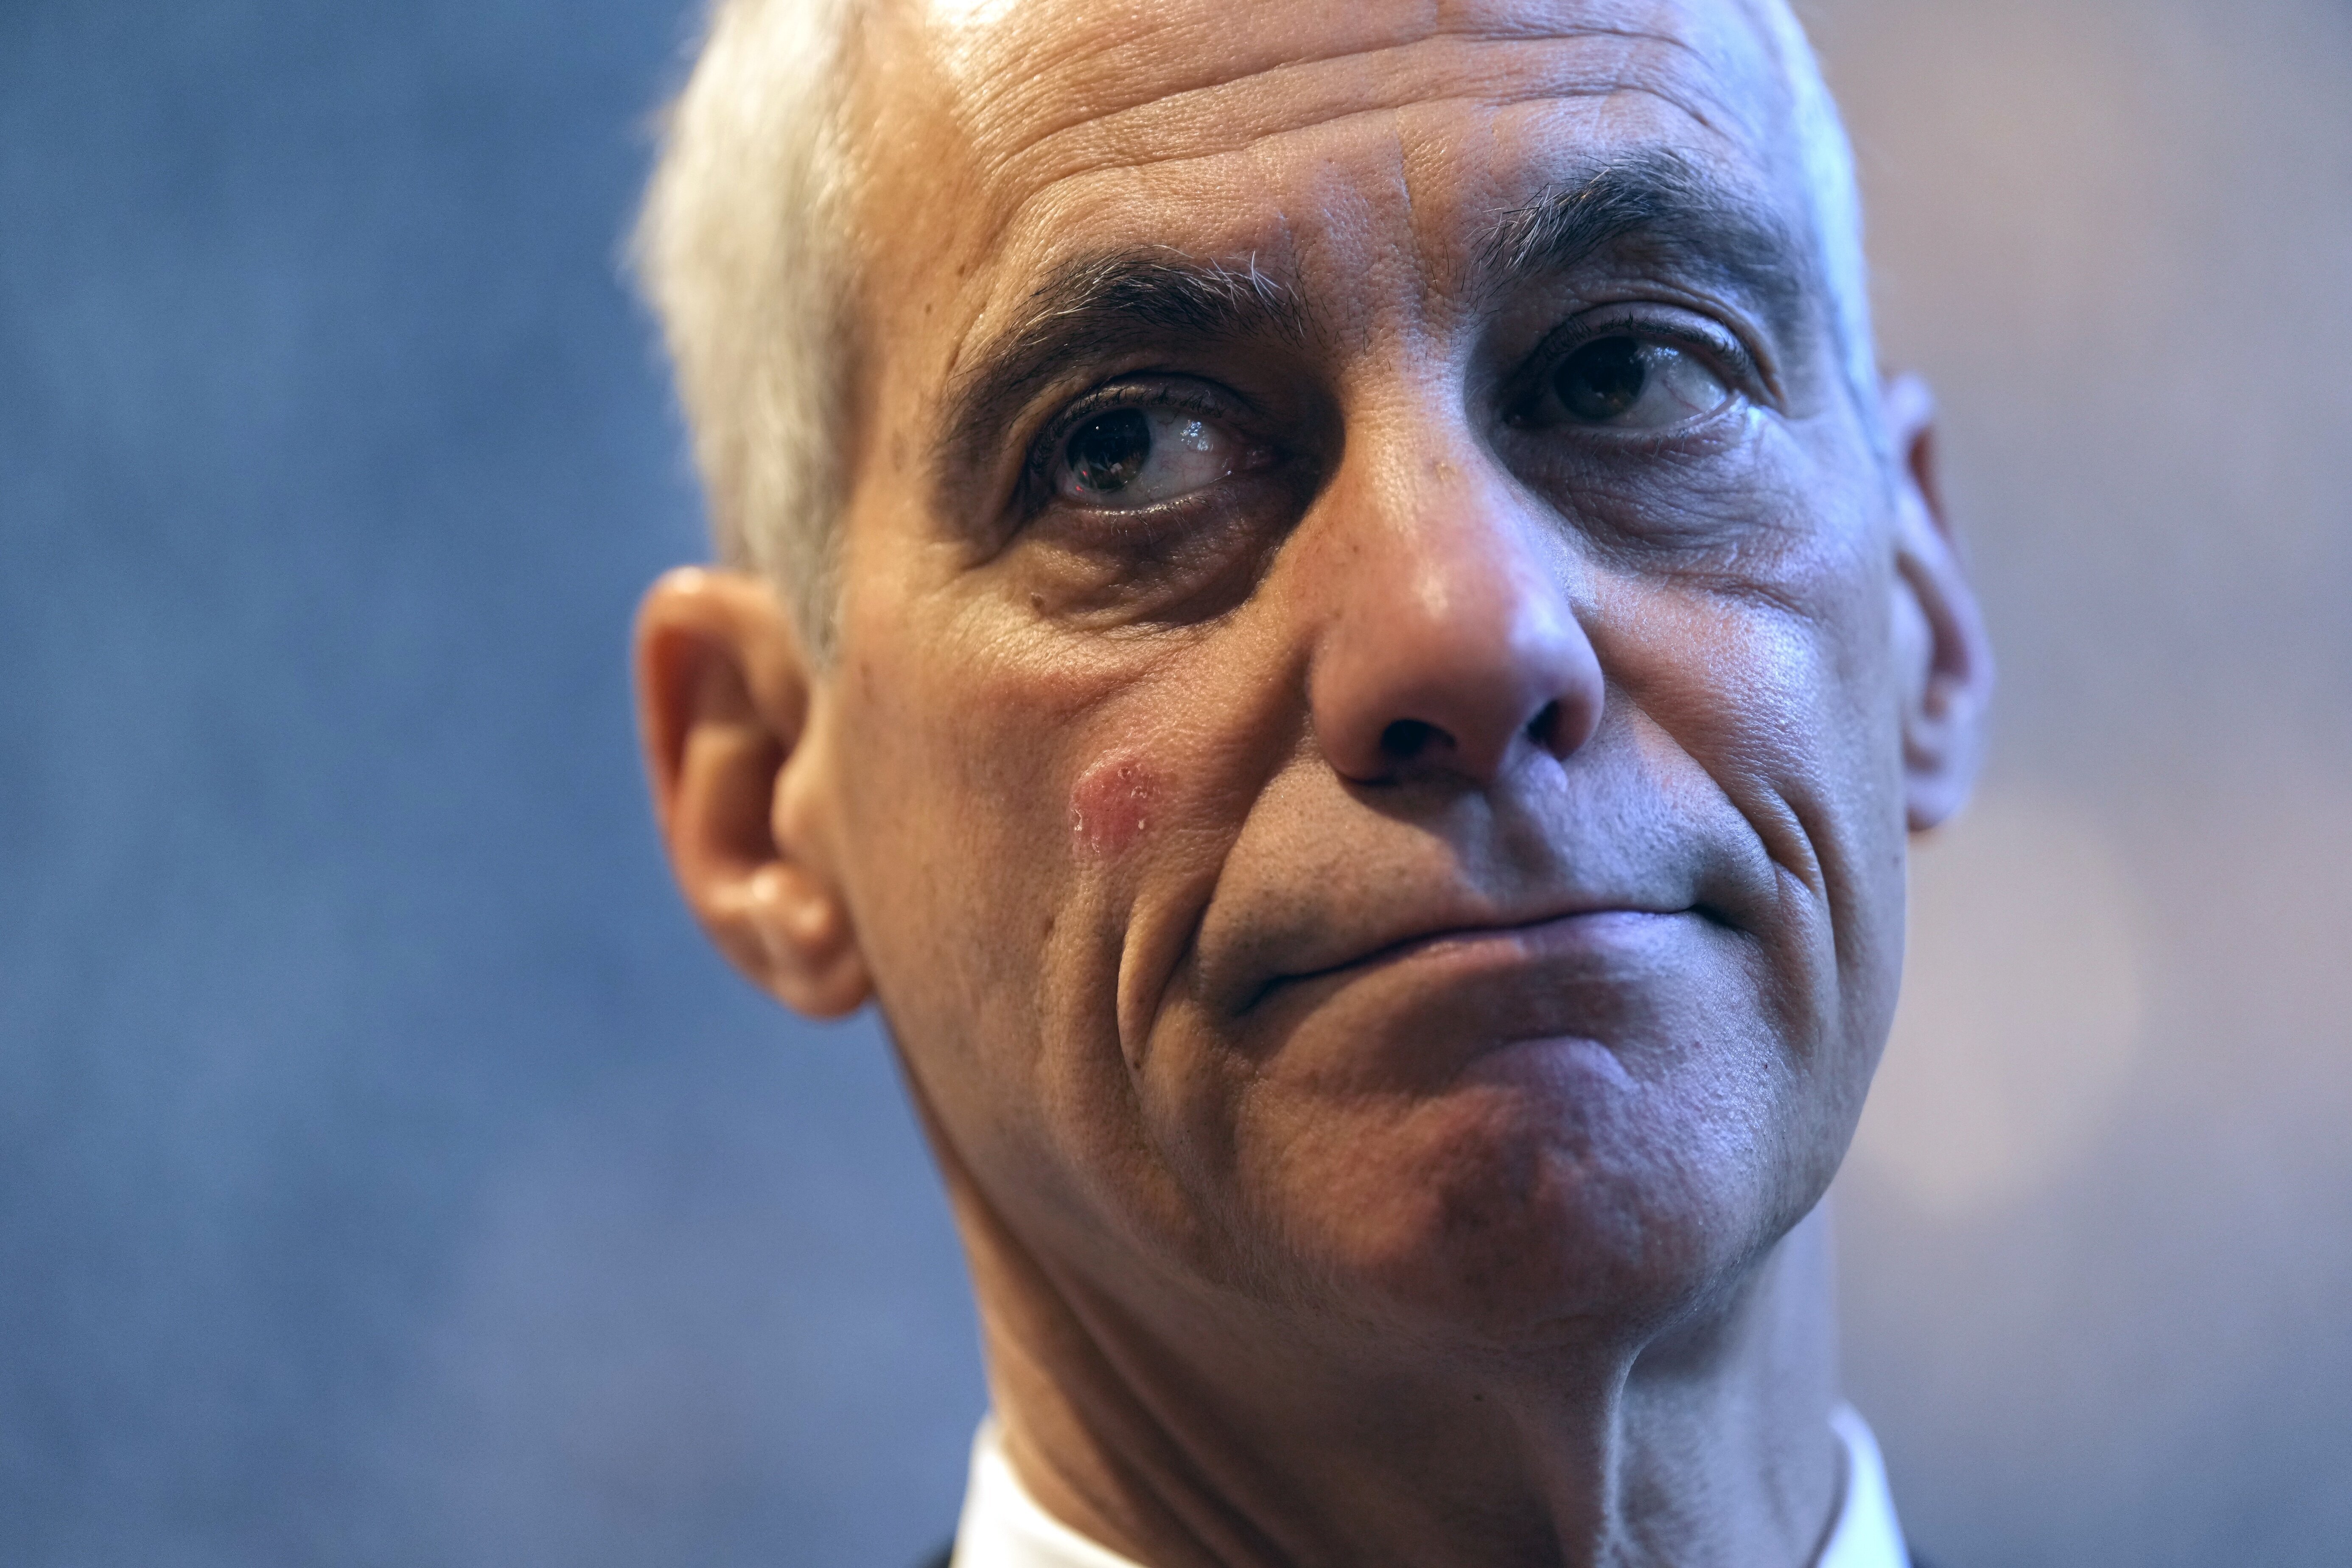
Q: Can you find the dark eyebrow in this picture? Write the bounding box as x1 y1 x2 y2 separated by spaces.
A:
1482 149 1820 358
934 251 1305 501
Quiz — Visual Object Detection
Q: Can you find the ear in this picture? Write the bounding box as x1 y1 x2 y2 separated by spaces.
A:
1883 373 1995 833
633 567 871 1017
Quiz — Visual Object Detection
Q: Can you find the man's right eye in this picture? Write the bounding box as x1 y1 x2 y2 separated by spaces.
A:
1051 405 1252 510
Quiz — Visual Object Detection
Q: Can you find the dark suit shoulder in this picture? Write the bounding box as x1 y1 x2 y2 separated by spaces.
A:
918 1537 1930 1567
915 1536 1929 1566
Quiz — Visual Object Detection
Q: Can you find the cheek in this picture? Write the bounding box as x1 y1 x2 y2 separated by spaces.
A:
1070 750 1159 857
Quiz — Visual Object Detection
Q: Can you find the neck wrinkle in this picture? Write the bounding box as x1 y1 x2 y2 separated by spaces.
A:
938 1130 1282 1568
935 1105 1845 1568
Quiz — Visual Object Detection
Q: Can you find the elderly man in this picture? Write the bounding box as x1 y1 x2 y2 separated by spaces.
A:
629 0 1992 1560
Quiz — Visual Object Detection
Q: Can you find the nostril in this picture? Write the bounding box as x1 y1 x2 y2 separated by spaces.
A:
1526 699 1562 750
1379 718 1445 762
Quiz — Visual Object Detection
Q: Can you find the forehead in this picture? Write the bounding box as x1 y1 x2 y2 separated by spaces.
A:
858 0 1801 335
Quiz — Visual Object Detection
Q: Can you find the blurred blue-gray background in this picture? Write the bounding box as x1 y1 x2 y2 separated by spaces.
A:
0 3 980 1564
1 0 2346 1564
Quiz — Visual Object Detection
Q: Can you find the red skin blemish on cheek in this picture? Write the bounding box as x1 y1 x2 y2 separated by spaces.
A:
1070 751 1158 857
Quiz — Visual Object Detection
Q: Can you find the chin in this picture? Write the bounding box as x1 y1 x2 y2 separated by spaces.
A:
1240 1034 1795 1350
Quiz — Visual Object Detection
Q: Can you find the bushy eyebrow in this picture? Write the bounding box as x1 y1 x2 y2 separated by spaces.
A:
1482 148 1820 358
933 252 1305 502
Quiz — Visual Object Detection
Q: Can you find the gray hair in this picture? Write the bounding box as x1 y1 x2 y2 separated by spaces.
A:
633 0 860 658
1750 0 1884 454
631 0 1879 656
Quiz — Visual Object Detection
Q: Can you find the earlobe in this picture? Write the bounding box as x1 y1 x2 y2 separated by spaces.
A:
633 567 871 1017
1882 373 1995 833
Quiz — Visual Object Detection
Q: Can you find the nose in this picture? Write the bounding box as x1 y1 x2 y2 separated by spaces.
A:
1306 466 1603 788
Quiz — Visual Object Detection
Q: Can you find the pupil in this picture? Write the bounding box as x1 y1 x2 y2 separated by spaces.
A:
1067 409 1151 493
1555 338 1647 422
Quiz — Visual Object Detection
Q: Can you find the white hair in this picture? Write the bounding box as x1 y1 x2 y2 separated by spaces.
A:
631 0 1879 654
633 0 860 658
1749 0 1885 456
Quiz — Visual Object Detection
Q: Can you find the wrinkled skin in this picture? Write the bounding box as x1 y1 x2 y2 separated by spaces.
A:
635 0 1990 1562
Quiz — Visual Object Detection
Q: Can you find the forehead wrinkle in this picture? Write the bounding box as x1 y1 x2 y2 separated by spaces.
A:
955 15 1729 172
947 77 1744 334
896 14 1772 323
1038 76 1737 191
974 33 1746 205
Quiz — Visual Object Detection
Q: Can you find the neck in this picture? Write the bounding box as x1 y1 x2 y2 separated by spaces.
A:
949 1167 1845 1568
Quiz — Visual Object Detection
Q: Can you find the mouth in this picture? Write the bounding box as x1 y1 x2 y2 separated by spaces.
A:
1245 903 1702 1015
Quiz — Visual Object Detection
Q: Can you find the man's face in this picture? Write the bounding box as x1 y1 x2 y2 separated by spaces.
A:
803 0 1918 1345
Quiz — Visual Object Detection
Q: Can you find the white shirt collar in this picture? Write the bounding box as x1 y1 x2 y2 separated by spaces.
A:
949 1406 1910 1568
1822 1404 1911 1568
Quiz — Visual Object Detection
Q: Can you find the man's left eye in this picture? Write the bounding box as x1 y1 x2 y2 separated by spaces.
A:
1536 336 1735 430
1052 406 1246 509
